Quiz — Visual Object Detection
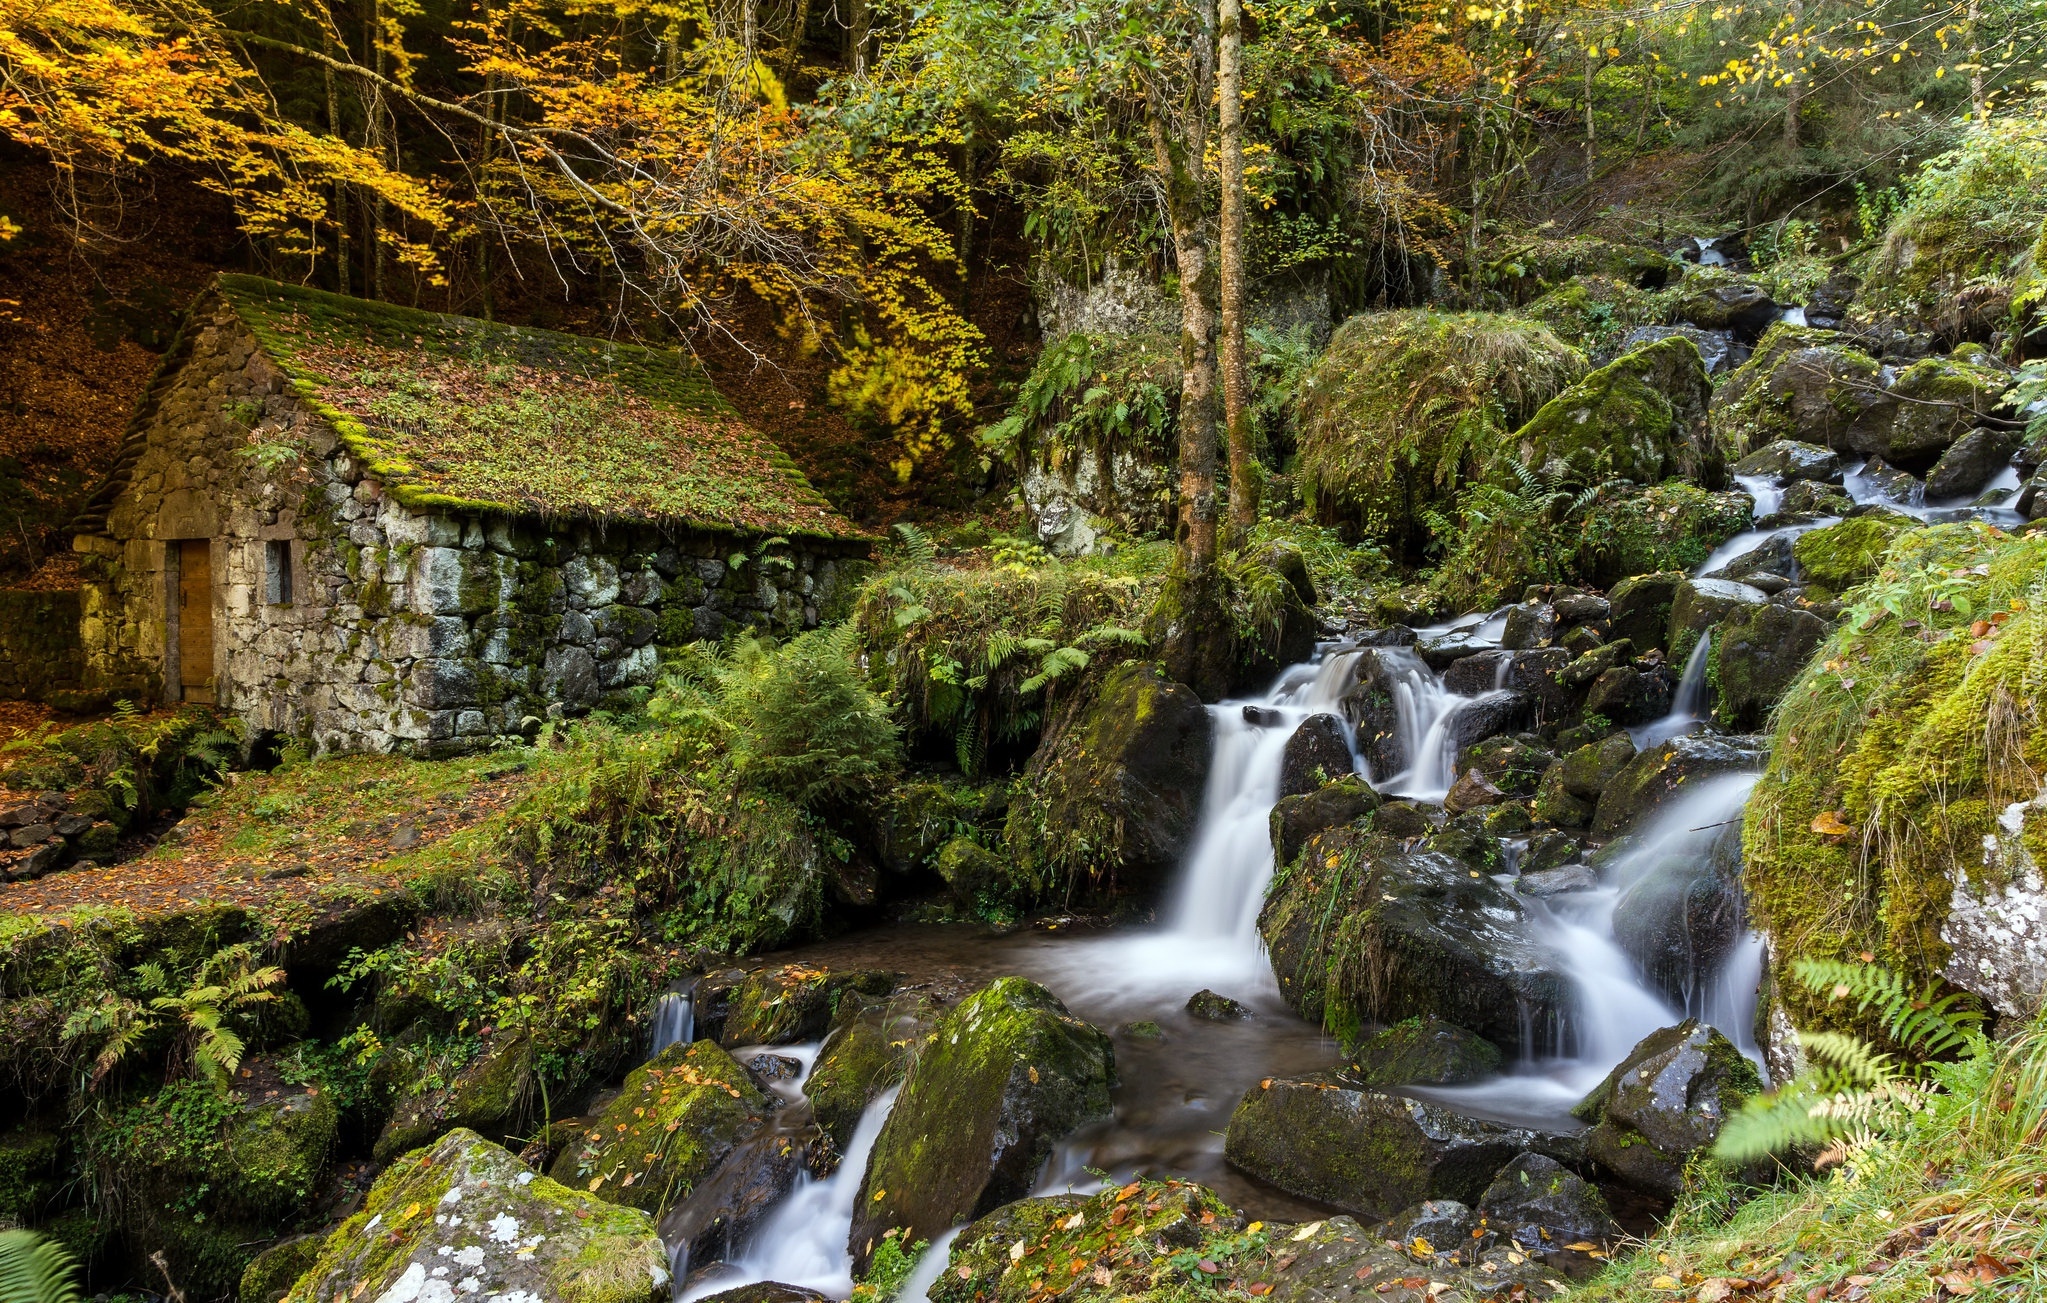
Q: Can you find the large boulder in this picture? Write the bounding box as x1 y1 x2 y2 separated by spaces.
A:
1607 572 1685 654
1792 513 1916 594
549 1040 767 1212
1582 666 1672 727
1571 484 1755 588
1340 647 1429 774
1225 1074 1554 1217
1270 774 1382 869
1259 825 1570 1053
1575 1022 1762 1198
286 1129 670 1303
1457 735 1553 797
849 978 1114 1270
1666 577 1769 654
1607 830 1744 1011
1926 427 2018 499
1710 326 1895 456
1441 649 1576 721
375 1031 532 1164
1279 714 1355 798
1714 600 1832 729
1674 274 1778 338
1557 733 1638 802
1592 734 1764 838
1883 353 2009 463
1345 1016 1503 1087
721 965 898 1046
804 990 942 1152
1731 439 1841 484
1004 661 1212 896
1508 336 1718 487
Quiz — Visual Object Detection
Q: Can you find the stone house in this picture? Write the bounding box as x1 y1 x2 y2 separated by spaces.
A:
70 275 869 754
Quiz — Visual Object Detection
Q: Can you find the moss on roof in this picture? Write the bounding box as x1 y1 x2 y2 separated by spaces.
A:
211 274 863 541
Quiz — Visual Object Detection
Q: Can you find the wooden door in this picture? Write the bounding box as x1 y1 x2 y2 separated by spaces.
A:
177 539 214 703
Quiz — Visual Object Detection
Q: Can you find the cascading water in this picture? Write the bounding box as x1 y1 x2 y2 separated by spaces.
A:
1631 632 1711 749
648 986 695 1059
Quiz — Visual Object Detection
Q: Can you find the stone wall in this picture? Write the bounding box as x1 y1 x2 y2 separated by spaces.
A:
0 589 84 702
77 294 866 755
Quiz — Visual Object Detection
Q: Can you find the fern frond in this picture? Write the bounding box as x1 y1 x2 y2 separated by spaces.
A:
0 1230 83 1303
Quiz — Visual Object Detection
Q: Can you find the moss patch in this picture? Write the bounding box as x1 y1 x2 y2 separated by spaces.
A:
1792 514 1918 595
547 1039 764 1211
1507 335 1716 487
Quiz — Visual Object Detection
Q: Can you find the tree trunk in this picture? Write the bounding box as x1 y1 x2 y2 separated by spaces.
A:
1583 49 1596 181
1218 0 1254 537
1149 109 1218 577
1966 0 1986 119
1782 0 1804 150
324 36 349 296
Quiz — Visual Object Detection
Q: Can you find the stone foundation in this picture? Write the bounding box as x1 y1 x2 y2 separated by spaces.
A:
0 589 85 703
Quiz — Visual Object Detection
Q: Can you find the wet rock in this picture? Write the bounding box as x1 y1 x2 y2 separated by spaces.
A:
374 1032 531 1164
1511 337 1718 488
1560 640 1633 690
1805 272 1859 329
1559 624 1604 657
1552 593 1611 628
1371 801 1434 840
1592 734 1765 838
698 1286 833 1303
1260 828 1569 1053
1475 1153 1620 1249
1442 649 1576 720
1770 478 1854 520
850 978 1114 1270
1500 602 1557 651
1885 353 2009 462
1926 427 2017 500
1341 649 1412 774
745 1053 804 1085
549 1040 767 1211
1188 990 1254 1021
1345 1016 1503 1087
1707 531 1795 583
1558 733 1638 802
1857 456 1924 504
1480 802 1534 837
1426 821 1504 874
1442 768 1505 816
1446 691 1536 753
1280 714 1356 799
1005 661 1212 893
722 966 899 1046
934 837 1008 907
690 969 751 1043
1244 705 1284 726
1518 829 1579 875
1620 324 1734 374
1379 1199 1480 1249
1676 277 1778 338
1225 1073 1554 1216
1261 1212 1560 1302
1667 577 1769 652
805 991 941 1152
1582 666 1673 728
1607 572 1685 654
1609 837 1742 1012
1531 765 1593 829
1270 775 1382 869
1516 865 1598 897
1791 513 1917 593
1715 600 1832 729
659 1108 816 1265
1417 630 1497 669
292 1129 669 1303
1732 439 1842 484
1575 1021 1763 1198
1458 735 1552 797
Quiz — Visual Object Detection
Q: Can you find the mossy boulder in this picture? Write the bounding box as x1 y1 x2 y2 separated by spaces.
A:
1507 336 1717 488
1523 274 1673 354
240 1234 322 1303
1457 736 1552 798
1574 1022 1762 1198
1532 764 1593 827
1259 825 1569 1053
1731 439 1842 484
1592 734 1765 838
849 977 1114 1271
1708 324 1879 456
1790 513 1917 594
1279 713 1355 798
1224 1073 1550 1217
1673 272 1778 337
1003 661 1212 899
1570 483 1753 589
1474 1153 1620 1250
1666 577 1768 655
1927 427 2019 499
870 778 1007 876
1607 571 1685 654
933 837 1011 909
804 991 941 1152
1270 774 1382 869
1295 310 1584 559
1582 666 1672 727
375 1031 532 1163
286 1128 669 1303
548 1040 765 1212
721 965 898 1046
1345 1016 1503 1087
1714 600 1833 729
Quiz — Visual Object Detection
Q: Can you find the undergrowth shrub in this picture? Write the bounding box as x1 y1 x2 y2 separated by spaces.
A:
0 705 242 828
1294 309 1584 560
1745 522 2047 1024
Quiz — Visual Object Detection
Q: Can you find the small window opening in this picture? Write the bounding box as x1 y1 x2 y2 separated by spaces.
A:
265 540 294 605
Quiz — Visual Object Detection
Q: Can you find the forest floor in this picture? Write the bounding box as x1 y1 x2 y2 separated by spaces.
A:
0 750 527 925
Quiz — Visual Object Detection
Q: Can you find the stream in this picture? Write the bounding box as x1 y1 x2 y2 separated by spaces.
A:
669 457 2024 1301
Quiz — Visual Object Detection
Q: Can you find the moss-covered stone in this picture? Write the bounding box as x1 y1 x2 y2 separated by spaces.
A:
1523 274 1675 353
933 837 1012 909
1714 600 1833 729
1709 324 1891 458
1574 1021 1760 1198
1345 1016 1503 1087
804 991 940 1153
1791 513 1917 594
1556 732 1638 802
374 1030 532 1164
548 1040 766 1212
1572 484 1754 590
849 978 1114 1271
287 1128 669 1303
1003 661 1211 899
1592 734 1765 839
240 1234 323 1303
1508 336 1717 487
870 779 1007 877
1269 774 1382 870
722 966 899 1046
1607 571 1685 654
1532 763 1593 827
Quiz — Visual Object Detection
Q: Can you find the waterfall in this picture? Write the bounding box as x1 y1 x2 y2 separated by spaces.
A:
1631 633 1711 749
649 986 695 1058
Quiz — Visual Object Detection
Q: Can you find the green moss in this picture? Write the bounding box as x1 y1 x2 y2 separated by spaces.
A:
547 1040 764 1211
207 275 863 541
239 1235 323 1303
1572 482 1755 589
1709 323 1882 458
1792 514 1918 594
0 1126 63 1223
1294 310 1584 557
1523 274 1675 353
1746 525 2047 1027
1507 335 1715 487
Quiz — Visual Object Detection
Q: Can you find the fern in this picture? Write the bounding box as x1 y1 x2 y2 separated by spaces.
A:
0 1230 82 1303
892 523 939 564
1789 958 1983 1062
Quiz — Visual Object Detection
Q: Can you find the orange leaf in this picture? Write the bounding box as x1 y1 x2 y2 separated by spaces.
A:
1810 810 1852 837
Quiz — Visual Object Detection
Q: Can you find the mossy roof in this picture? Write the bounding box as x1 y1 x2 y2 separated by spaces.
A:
210 275 863 541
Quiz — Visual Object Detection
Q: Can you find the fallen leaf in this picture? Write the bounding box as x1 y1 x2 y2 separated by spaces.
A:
1197 1259 1219 1274
1698 1279 1734 1302
1411 1238 1434 1256
1811 810 1853 837
1292 1222 1324 1242
1651 1276 1680 1290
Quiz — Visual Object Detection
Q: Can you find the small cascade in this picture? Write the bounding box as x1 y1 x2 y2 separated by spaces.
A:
678 1084 901 1301
1693 235 1732 267
1368 646 1486 800
894 1227 967 1303
648 985 696 1058
1777 305 1808 327
1631 633 1712 749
